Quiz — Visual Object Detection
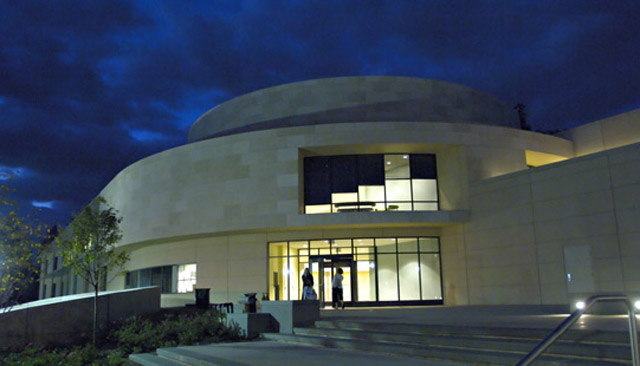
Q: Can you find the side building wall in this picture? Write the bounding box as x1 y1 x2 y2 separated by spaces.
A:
460 142 640 305
559 109 640 157
39 252 90 299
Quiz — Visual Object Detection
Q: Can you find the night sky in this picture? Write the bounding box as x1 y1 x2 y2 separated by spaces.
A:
1 1 639 226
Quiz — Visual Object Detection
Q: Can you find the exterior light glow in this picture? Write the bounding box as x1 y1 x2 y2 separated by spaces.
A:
386 161 391 165
634 300 640 311
403 155 408 159
575 301 586 310
369 262 375 269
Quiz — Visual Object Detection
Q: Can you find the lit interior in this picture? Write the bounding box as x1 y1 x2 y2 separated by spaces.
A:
305 154 438 214
177 264 197 293
525 150 568 167
268 237 442 304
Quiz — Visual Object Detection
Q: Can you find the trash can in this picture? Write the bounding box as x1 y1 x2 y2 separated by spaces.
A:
238 293 257 313
195 288 210 309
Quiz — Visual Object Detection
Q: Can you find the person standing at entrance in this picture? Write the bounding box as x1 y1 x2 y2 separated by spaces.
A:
332 267 344 309
302 268 314 300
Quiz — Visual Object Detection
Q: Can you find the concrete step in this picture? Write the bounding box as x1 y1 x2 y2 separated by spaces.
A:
130 347 221 366
130 340 475 366
129 353 186 366
156 347 220 365
314 320 631 344
294 326 631 360
262 332 631 366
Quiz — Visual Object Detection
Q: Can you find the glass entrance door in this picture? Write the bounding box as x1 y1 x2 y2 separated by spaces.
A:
310 255 355 307
269 236 443 306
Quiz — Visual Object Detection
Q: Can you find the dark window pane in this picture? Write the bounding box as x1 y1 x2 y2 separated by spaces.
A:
358 154 384 185
410 154 437 179
331 155 358 192
304 156 331 204
151 267 163 288
140 268 151 287
130 271 138 288
162 266 173 293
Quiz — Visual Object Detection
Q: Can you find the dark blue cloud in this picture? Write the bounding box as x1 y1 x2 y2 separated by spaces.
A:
0 0 639 224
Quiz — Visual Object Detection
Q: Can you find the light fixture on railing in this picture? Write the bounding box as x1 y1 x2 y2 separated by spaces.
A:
634 300 640 311
575 300 586 310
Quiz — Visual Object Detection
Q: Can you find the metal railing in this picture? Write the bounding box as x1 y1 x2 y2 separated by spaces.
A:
515 294 639 366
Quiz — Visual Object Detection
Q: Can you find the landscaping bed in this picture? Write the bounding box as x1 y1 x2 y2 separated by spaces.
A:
0 307 243 365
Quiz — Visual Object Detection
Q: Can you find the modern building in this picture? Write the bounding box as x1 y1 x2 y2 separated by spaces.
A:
39 76 640 309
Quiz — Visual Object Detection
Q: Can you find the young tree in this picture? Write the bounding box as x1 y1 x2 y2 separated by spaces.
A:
56 196 129 345
0 183 43 312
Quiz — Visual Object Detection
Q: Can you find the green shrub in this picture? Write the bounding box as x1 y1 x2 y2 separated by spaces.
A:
0 344 128 366
110 308 243 354
109 315 159 354
104 350 127 366
1 345 64 366
1 308 243 365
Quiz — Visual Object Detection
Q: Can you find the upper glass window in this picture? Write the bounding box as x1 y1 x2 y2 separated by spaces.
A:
304 154 438 214
385 155 410 178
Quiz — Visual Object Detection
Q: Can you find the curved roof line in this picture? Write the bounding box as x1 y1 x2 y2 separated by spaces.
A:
188 76 518 143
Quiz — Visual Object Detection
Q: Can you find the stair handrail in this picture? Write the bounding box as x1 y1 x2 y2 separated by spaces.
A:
515 294 639 366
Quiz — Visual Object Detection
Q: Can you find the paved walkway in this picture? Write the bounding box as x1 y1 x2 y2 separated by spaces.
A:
161 305 637 366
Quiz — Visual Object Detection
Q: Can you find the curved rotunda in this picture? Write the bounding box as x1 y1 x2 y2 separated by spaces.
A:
40 77 640 309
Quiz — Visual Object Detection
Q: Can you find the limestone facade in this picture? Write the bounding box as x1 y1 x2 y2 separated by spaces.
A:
39 77 640 308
